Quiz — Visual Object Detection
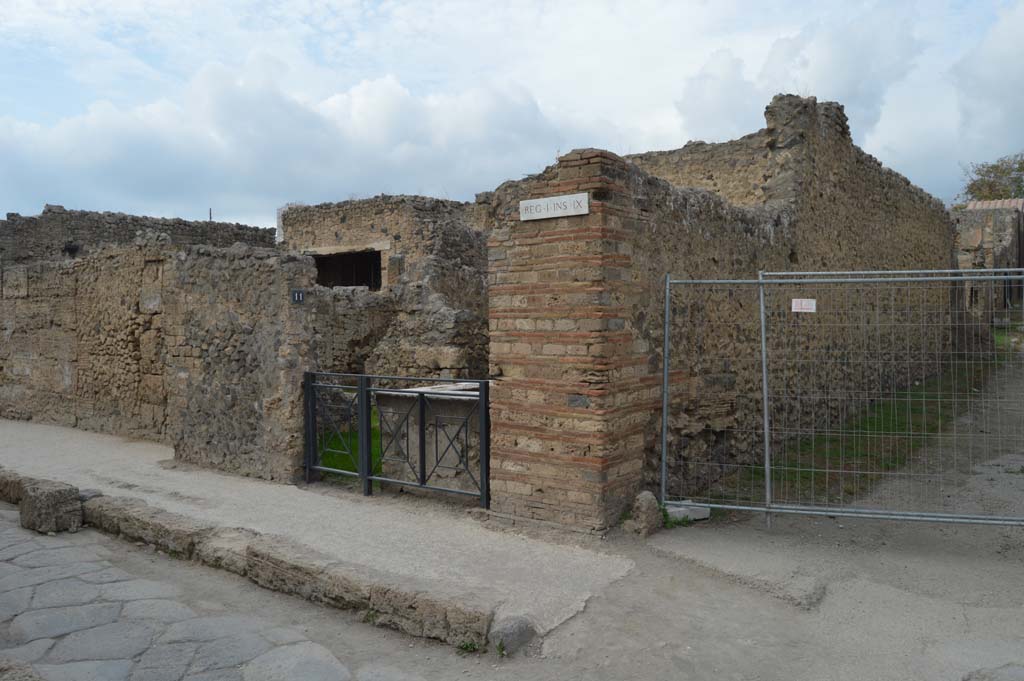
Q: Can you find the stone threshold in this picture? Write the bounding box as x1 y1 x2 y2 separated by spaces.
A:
0 466 495 650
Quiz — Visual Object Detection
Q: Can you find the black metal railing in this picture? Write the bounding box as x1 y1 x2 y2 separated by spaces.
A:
303 372 490 508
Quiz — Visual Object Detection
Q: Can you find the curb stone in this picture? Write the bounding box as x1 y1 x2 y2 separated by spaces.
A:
0 466 497 649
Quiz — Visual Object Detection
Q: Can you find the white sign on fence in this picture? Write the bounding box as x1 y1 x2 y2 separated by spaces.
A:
519 192 589 221
791 298 817 313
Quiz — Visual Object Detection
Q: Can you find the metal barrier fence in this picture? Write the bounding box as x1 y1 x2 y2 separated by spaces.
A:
661 269 1024 525
304 372 490 508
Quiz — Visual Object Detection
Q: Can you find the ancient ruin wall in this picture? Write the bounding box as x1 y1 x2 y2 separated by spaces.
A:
488 96 955 529
164 245 315 481
486 151 653 530
628 130 785 207
0 205 276 264
954 207 1022 270
789 97 953 272
281 196 489 378
953 206 1024 316
627 96 815 208
487 150 803 529
633 99 952 509
0 240 169 437
0 236 315 481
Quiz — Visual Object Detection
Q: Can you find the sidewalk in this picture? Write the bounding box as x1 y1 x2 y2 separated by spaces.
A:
0 420 632 644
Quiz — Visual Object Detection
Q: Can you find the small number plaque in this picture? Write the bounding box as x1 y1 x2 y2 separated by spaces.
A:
791 298 817 313
291 289 305 304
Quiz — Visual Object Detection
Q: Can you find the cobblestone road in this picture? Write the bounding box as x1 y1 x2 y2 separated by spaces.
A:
0 503 353 681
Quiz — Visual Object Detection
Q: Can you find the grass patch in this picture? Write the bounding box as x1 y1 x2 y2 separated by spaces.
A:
317 406 382 478
710 347 1015 507
660 505 693 529
994 327 1024 352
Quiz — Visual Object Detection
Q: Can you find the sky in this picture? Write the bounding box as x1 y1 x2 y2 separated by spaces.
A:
1 0 1022 227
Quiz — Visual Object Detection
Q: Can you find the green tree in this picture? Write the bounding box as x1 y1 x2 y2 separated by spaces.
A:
958 152 1024 203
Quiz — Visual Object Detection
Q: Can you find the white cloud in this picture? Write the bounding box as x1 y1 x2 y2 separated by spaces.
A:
0 68 566 225
676 50 765 143
758 5 923 139
1 0 1022 223
952 1 1024 162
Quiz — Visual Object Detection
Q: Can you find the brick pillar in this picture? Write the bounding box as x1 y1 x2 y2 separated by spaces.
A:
488 150 645 531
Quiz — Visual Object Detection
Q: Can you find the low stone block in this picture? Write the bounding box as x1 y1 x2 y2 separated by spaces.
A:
622 490 662 537
666 504 711 522
194 527 258 576
122 509 212 557
82 496 212 557
488 615 537 656
443 598 493 648
244 535 334 601
82 496 149 535
318 563 372 611
367 582 491 647
19 479 82 534
245 536 491 647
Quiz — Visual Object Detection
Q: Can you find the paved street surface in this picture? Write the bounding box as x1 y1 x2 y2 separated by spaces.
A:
0 502 351 681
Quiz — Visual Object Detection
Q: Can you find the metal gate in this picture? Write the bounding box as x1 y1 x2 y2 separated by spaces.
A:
304 372 490 508
660 269 1024 525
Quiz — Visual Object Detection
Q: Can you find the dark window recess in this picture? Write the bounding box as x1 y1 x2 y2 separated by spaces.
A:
314 251 382 290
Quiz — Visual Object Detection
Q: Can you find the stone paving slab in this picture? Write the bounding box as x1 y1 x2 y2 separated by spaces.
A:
0 506 353 681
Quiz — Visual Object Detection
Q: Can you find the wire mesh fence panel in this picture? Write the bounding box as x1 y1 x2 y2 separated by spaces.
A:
661 282 768 508
662 270 1024 525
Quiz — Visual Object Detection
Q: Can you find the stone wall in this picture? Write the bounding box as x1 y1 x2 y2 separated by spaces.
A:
0 235 315 481
281 196 490 378
488 95 955 531
0 205 275 264
953 205 1023 311
164 245 315 480
0 239 167 436
628 130 786 207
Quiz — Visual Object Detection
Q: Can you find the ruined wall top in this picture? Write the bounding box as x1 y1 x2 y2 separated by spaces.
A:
278 194 490 251
0 204 276 263
627 94 941 214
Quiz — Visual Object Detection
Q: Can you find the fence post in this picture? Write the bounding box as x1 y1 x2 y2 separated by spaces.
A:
479 380 490 509
358 375 373 496
661 273 671 505
417 393 427 487
303 372 315 484
758 271 773 528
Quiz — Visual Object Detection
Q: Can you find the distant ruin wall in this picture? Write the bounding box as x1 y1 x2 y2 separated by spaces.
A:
281 196 490 378
0 205 275 264
952 206 1024 317
0 236 314 481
